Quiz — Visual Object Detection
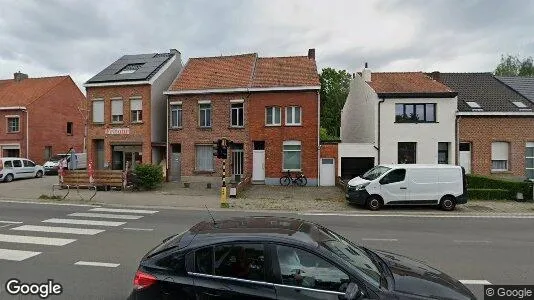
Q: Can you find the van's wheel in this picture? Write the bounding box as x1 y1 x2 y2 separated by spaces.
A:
440 195 456 211
4 174 14 182
35 171 43 178
366 195 383 211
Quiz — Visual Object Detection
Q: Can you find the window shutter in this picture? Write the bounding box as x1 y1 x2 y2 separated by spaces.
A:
130 99 142 111
111 100 123 115
93 101 104 123
491 142 509 160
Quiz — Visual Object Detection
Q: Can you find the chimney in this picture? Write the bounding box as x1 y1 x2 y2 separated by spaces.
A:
362 62 371 82
14 71 28 82
308 48 315 60
430 71 441 81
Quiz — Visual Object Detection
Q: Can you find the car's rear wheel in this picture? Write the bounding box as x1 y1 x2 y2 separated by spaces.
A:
35 171 43 178
366 195 383 211
439 195 456 211
4 174 14 182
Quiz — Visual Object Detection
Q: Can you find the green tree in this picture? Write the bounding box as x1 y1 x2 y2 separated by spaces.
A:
320 68 352 138
494 54 534 76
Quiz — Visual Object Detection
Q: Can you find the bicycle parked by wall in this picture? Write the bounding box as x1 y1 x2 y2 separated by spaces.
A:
280 170 307 186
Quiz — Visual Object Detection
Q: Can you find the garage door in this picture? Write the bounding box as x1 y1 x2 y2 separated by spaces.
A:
341 157 374 180
320 158 335 186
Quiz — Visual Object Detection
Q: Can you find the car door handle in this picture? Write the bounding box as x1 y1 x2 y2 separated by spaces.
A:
204 292 221 297
400 187 407 190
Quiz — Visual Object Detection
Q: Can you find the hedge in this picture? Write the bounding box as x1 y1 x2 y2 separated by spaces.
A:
467 175 533 201
134 164 164 190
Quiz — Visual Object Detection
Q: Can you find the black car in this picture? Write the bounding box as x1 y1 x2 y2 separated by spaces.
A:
128 216 476 300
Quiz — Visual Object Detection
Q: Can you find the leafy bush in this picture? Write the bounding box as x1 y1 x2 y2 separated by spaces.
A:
467 189 510 200
134 164 164 190
467 175 533 200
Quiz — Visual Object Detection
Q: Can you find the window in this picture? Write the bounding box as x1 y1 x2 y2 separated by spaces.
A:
66 122 73 135
231 103 244 127
195 247 213 275
111 99 123 123
13 160 22 168
438 142 449 164
513 101 528 108
196 145 214 171
395 104 436 123
459 143 471 152
92 100 104 123
526 143 534 179
266 107 281 126
286 106 301 125
130 99 142 123
7 117 19 132
214 244 265 281
23 160 35 167
283 141 301 171
4 161 12 168
117 63 144 74
156 252 185 275
492 142 509 171
380 169 406 184
398 142 416 164
44 146 52 161
199 103 211 128
466 101 481 108
170 105 182 128
276 245 350 293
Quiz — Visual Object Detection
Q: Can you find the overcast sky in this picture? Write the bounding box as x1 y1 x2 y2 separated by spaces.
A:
1 0 533 90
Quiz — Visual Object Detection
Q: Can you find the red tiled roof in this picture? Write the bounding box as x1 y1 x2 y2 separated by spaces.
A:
368 72 453 94
0 76 69 107
168 52 320 91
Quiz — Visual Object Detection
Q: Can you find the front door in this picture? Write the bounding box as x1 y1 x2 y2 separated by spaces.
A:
459 143 471 174
170 152 181 182
379 168 407 204
320 158 335 186
252 151 265 182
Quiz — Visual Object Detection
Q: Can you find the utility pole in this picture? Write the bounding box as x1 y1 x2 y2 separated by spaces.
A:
214 138 230 208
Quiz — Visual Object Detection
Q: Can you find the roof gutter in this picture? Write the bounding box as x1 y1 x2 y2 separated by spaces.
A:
377 98 385 164
456 111 534 116
377 92 458 99
164 85 321 95
83 81 150 88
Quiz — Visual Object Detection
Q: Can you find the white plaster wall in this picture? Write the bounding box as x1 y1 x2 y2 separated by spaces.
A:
341 75 378 143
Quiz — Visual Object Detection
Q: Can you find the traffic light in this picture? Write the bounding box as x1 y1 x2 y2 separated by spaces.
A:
213 140 219 157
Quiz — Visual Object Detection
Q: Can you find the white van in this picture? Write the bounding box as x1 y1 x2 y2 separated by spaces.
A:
0 157 45 182
346 164 467 211
43 153 87 174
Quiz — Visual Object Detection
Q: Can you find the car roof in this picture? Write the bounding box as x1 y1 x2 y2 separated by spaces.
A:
182 216 337 249
379 164 461 169
1 157 27 160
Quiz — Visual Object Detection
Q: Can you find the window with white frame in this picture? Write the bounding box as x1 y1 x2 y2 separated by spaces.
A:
170 104 182 128
283 141 302 171
130 99 142 123
196 145 214 171
111 99 123 123
92 100 104 123
526 142 534 179
231 103 244 127
491 142 509 171
266 106 281 126
199 103 212 127
7 116 20 133
286 106 302 125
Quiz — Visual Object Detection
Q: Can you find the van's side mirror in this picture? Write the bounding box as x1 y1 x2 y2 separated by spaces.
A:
344 282 364 300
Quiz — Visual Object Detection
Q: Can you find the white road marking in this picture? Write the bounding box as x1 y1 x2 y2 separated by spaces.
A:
300 213 534 219
0 221 23 224
0 224 14 228
453 240 492 244
11 225 104 235
42 218 125 227
89 208 158 214
74 261 120 268
123 227 154 231
0 249 41 261
459 280 492 285
0 234 75 246
68 213 143 220
361 238 398 242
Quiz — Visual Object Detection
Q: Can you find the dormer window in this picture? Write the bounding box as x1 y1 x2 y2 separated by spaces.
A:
117 63 144 74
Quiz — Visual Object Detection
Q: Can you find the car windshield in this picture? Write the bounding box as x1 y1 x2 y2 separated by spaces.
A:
361 166 391 181
49 155 66 162
321 230 382 287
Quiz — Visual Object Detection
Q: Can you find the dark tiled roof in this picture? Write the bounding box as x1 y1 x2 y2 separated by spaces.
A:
496 76 534 103
0 76 69 106
86 52 174 83
367 72 455 97
432 73 534 112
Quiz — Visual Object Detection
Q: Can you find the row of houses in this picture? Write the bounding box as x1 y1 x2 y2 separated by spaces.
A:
2 48 534 186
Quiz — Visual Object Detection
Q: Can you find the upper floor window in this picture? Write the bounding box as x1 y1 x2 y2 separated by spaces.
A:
231 102 244 127
266 106 281 126
199 102 212 128
130 99 142 123
286 106 301 125
7 117 20 133
92 100 104 123
111 99 124 123
170 104 182 128
395 103 436 123
67 122 73 135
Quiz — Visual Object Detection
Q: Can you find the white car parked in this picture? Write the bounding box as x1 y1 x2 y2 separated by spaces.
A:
0 157 45 182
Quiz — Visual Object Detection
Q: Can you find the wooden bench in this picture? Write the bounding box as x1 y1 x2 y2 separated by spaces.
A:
53 170 125 200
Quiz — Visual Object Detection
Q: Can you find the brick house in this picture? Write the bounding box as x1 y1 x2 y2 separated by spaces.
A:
0 72 85 163
432 72 534 179
165 49 320 185
84 49 182 170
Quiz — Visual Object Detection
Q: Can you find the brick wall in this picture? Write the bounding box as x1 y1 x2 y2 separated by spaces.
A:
168 93 249 181
320 143 338 159
459 116 534 178
0 109 26 158
248 91 319 184
86 85 152 166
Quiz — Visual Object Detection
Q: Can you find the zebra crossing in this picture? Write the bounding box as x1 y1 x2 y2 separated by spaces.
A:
0 207 158 262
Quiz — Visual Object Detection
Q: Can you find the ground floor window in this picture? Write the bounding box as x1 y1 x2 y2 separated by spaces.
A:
438 142 449 164
231 143 244 180
398 142 416 164
526 142 534 179
196 145 214 171
491 142 509 171
3 148 20 157
111 145 142 170
283 141 301 171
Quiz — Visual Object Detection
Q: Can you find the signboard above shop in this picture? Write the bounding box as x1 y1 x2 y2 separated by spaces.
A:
105 128 130 135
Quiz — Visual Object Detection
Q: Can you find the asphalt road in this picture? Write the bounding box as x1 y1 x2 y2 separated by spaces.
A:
0 201 533 299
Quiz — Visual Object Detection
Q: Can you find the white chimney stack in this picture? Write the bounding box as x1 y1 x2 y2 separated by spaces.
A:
362 62 371 82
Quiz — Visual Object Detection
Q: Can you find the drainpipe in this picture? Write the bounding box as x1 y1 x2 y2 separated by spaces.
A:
25 109 29 159
377 98 385 164
456 114 460 165
166 95 170 181
317 91 321 186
